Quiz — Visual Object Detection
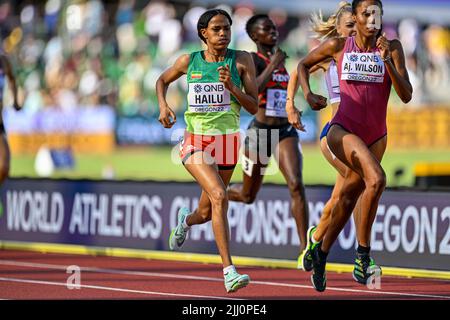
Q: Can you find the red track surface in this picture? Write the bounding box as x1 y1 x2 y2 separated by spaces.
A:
0 249 449 300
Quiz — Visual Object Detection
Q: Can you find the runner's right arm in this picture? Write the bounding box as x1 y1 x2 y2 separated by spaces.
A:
297 38 344 110
285 67 305 131
156 54 190 128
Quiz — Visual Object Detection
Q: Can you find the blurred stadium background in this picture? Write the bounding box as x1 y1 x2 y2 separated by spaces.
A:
1 0 450 187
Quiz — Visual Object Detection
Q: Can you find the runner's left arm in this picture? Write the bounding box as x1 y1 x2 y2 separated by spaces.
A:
219 51 258 115
377 36 412 104
286 60 328 104
285 67 305 131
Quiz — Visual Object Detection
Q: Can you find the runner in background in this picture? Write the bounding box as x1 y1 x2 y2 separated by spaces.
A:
227 14 311 271
0 52 21 188
292 0 412 291
287 1 380 275
156 9 258 293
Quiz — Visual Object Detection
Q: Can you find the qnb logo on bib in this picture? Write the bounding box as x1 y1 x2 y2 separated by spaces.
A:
329 63 340 94
341 52 385 83
188 82 231 113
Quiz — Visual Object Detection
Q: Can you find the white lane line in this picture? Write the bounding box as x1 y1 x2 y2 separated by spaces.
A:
0 260 223 282
1 259 449 300
0 277 242 300
250 280 450 299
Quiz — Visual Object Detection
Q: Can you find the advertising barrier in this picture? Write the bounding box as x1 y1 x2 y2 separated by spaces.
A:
319 106 450 149
115 114 318 146
4 106 116 154
1 178 449 272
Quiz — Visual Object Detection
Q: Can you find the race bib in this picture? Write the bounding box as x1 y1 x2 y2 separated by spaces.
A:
241 153 255 177
188 82 231 113
265 89 288 118
329 63 340 94
0 71 5 96
341 52 385 83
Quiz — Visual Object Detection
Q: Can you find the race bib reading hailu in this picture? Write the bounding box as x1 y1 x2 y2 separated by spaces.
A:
341 52 385 83
188 82 231 113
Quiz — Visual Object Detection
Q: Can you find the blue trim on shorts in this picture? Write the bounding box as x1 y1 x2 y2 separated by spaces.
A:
319 122 331 140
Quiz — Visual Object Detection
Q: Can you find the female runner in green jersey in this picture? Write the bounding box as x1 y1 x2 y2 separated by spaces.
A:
156 9 258 293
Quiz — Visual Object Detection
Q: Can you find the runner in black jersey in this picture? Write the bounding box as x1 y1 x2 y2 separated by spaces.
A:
228 14 311 270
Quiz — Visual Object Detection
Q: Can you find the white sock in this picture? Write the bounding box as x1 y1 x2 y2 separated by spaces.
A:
311 233 319 244
223 265 236 275
181 215 190 230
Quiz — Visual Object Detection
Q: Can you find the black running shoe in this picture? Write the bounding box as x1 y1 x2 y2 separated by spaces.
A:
310 242 327 292
353 254 382 285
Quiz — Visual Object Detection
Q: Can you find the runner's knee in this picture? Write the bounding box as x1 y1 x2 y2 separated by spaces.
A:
209 187 227 207
338 180 363 210
0 159 9 182
286 176 305 196
365 170 386 196
337 192 356 213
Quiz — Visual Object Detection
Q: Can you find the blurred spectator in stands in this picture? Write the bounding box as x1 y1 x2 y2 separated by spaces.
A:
0 0 448 117
423 25 450 103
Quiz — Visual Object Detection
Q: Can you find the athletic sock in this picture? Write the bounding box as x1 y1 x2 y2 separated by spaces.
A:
357 244 371 256
223 265 236 276
181 215 190 230
311 233 319 244
318 247 328 261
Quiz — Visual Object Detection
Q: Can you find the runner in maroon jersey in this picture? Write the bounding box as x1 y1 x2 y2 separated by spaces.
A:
228 14 311 270
294 0 412 291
